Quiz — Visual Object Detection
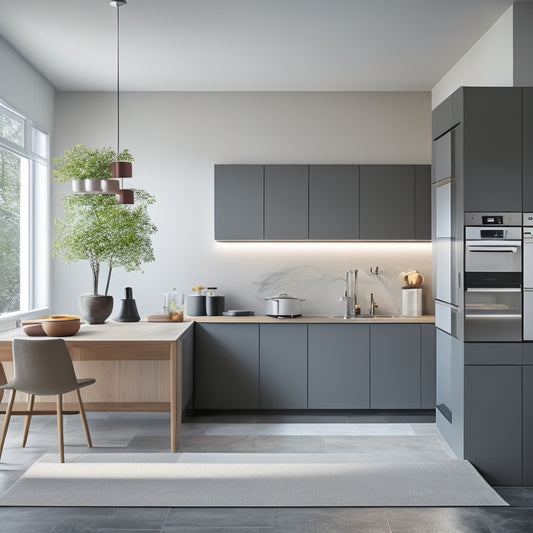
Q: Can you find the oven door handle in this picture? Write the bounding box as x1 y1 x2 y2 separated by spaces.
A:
466 288 522 293
466 246 519 253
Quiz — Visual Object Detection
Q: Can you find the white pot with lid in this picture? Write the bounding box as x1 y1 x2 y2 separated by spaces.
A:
265 293 305 318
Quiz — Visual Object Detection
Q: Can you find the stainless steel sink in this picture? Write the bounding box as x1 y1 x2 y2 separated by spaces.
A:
328 314 399 319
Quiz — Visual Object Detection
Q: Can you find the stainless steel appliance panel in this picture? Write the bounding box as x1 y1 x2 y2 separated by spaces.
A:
524 289 533 341
465 287 522 341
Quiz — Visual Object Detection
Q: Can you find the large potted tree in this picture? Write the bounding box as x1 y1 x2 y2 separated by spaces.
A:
53 151 157 323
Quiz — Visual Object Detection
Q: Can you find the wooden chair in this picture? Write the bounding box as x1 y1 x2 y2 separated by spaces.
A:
0 338 95 463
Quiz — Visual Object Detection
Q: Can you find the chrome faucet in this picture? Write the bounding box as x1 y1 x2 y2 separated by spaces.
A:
370 293 378 316
340 270 354 319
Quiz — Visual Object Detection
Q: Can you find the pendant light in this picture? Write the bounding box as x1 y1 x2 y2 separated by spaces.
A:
110 0 134 204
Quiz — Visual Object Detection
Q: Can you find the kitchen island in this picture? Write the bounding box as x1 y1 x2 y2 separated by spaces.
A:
0 321 194 452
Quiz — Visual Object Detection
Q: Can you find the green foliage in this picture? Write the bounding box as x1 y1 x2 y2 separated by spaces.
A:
53 190 157 295
53 144 134 182
0 147 21 313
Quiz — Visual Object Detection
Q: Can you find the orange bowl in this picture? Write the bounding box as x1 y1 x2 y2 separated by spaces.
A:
41 316 81 337
23 323 46 336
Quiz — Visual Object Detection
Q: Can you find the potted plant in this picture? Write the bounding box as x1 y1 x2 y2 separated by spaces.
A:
53 144 134 193
53 187 157 324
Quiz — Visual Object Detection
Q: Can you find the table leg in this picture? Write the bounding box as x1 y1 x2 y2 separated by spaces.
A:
169 340 182 452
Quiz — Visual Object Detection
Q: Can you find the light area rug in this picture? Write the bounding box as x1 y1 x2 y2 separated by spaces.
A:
0 453 507 507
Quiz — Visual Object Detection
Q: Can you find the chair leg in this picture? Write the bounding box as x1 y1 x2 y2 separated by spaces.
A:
76 388 92 448
0 389 16 460
21 394 35 447
56 394 64 463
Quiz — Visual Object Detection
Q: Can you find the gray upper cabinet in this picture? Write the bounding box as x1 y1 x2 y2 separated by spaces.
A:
214 165 264 240
370 324 421 409
308 165 359 240
259 324 307 409
308 324 369 408
360 165 415 240
215 163 430 241
194 323 259 409
524 88 533 211
462 87 522 212
264 165 308 240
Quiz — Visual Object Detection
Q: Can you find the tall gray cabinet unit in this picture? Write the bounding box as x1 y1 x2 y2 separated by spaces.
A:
432 86 531 485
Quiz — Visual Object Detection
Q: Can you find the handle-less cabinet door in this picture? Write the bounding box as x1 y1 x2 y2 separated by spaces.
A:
308 165 359 240
359 165 414 240
524 88 533 211
420 324 436 409
462 87 522 212
308 324 369 408
259 324 307 408
264 165 308 240
370 324 421 408
523 365 533 484
215 165 264 240
194 323 259 409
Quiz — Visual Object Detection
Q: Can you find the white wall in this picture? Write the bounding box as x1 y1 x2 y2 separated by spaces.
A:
0 36 55 132
431 6 513 109
53 91 432 318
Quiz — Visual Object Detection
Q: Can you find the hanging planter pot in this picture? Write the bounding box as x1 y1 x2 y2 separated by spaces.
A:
84 178 106 193
102 178 120 194
71 179 87 193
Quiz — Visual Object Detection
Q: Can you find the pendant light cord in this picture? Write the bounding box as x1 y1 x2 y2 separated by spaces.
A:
116 2 121 156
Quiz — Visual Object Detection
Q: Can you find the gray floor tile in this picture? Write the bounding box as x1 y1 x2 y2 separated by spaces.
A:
479 507 533 533
0 507 169 532
386 508 492 533
165 508 274 528
163 528 273 533
493 486 533 508
274 507 390 533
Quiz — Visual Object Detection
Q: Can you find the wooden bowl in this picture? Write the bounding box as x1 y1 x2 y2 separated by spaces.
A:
23 323 46 336
40 316 81 337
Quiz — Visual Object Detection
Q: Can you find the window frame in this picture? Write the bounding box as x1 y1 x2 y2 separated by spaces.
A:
0 98 50 328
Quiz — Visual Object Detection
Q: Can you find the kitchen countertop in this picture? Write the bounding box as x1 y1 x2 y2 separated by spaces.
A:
188 315 435 324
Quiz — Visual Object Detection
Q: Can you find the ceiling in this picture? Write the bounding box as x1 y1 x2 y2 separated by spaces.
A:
0 0 523 92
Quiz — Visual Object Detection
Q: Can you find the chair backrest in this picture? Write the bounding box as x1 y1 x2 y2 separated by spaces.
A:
12 338 79 395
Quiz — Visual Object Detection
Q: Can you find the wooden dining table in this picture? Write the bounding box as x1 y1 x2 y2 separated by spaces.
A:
0 320 194 452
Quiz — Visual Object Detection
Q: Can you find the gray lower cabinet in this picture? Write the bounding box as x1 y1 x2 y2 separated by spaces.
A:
264 165 308 240
308 324 370 408
308 165 359 240
360 165 414 240
259 324 307 409
194 323 259 409
464 365 522 486
524 365 533 484
214 165 264 240
181 326 194 411
370 324 421 409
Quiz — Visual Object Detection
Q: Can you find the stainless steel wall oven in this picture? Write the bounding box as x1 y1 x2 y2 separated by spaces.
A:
464 213 522 342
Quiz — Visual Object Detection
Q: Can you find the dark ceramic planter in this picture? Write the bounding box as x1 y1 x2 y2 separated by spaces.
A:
79 294 114 324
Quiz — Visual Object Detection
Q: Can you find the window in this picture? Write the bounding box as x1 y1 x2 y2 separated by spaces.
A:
0 100 49 320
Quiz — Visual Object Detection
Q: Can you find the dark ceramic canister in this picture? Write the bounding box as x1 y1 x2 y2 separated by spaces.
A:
114 287 141 322
206 295 225 316
186 294 206 316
